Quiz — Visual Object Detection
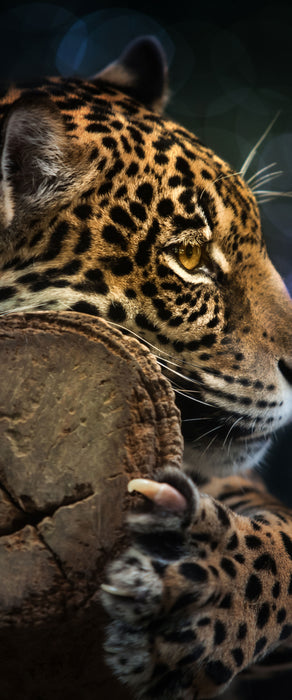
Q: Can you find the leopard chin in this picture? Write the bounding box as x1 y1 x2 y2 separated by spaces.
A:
172 372 290 478
183 434 272 478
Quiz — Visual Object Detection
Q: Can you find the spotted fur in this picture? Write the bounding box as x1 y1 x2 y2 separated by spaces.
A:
0 36 291 699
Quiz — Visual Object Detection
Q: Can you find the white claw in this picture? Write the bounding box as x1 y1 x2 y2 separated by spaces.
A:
128 478 187 512
101 583 133 597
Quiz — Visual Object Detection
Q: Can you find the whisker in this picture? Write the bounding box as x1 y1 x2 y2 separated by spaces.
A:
256 196 278 204
109 321 206 376
156 358 205 389
172 387 216 409
172 387 201 395
240 112 281 177
227 435 234 457
254 189 292 197
113 322 232 380
222 416 244 448
253 189 292 203
182 416 214 422
192 422 225 444
246 162 277 185
0 302 54 315
250 170 283 190
199 434 218 458
0 302 71 316
212 171 243 186
199 171 243 203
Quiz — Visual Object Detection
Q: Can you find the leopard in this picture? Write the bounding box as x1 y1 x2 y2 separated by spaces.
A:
0 35 291 700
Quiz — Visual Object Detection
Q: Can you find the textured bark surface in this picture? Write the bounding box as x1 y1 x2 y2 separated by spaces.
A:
0 312 183 699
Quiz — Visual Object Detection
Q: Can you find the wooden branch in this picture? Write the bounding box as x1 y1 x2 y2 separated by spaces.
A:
0 312 183 698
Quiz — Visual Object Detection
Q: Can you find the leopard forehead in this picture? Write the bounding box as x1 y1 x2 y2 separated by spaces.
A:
0 74 266 303
0 37 291 476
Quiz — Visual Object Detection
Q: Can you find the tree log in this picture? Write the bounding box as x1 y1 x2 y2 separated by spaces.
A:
0 312 183 699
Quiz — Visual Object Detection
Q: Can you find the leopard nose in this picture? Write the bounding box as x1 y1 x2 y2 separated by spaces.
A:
278 358 292 386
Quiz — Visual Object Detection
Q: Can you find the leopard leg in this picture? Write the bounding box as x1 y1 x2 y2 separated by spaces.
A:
101 467 292 699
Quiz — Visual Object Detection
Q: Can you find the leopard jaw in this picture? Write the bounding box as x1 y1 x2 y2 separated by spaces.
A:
183 436 271 478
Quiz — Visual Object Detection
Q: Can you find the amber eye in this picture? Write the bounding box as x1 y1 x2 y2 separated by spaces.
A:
177 242 201 270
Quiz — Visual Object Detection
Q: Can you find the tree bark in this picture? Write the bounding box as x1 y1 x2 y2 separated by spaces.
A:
0 312 183 699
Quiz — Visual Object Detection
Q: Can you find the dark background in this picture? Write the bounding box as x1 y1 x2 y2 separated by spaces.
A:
0 0 291 501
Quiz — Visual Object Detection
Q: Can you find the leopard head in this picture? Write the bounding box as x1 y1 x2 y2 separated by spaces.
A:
0 37 291 476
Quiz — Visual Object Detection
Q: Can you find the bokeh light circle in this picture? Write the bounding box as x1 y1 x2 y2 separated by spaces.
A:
56 9 174 78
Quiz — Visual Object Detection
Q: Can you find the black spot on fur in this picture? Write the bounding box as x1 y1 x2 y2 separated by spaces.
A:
187 333 216 351
110 205 137 232
126 162 139 177
42 220 69 261
219 593 232 609
86 122 110 134
272 581 281 598
279 624 292 640
237 623 247 640
277 608 286 624
136 182 153 205
74 204 92 220
135 313 158 333
106 158 124 179
157 198 174 217
107 256 133 276
123 288 135 299
280 531 292 560
214 621 227 645
220 557 236 578
215 503 231 528
71 300 99 316
198 617 211 626
141 281 157 297
102 136 117 149
245 535 262 550
134 219 159 266
205 660 232 685
108 301 127 322
168 175 181 187
245 574 262 601
253 553 277 575
170 592 200 613
226 533 238 550
74 227 91 254
254 637 267 656
234 553 245 564
89 147 99 161
84 268 109 294
175 156 194 179
232 648 244 667
257 602 270 628
29 230 43 248
98 181 113 196
154 153 168 165
177 645 205 665
102 224 128 250
179 562 208 583
0 286 15 301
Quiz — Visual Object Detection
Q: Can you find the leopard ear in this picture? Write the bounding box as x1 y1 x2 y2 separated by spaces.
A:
0 92 69 226
95 36 168 112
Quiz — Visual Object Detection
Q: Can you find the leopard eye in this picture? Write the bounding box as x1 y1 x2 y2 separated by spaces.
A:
177 242 201 270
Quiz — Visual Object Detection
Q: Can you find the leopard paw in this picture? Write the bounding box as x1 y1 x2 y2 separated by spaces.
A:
101 467 198 624
101 546 163 624
101 467 284 699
